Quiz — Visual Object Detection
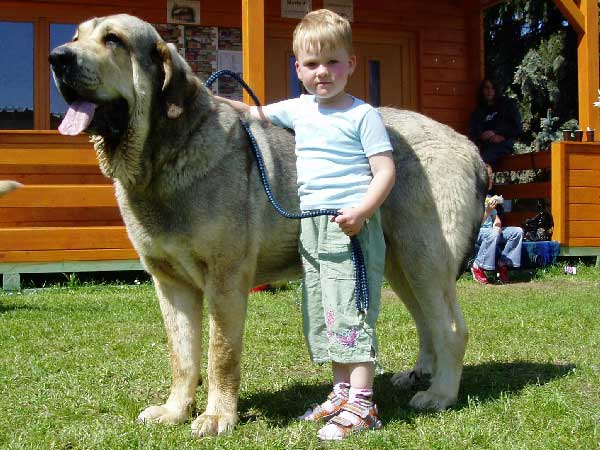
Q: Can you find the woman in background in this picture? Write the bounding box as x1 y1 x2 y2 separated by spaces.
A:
469 78 522 168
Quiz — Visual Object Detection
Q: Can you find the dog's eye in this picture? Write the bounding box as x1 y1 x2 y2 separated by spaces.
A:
104 33 123 49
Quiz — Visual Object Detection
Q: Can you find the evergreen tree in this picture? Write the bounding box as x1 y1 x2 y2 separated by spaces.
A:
484 0 579 150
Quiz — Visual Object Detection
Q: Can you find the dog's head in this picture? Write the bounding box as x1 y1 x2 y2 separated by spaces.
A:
49 14 204 184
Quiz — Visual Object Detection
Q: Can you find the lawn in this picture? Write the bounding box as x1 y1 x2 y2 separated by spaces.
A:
1 265 599 449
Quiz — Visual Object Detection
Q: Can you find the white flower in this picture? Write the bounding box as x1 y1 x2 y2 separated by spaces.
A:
594 89 600 108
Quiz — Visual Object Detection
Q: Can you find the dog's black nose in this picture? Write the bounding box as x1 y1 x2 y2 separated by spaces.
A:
49 46 76 76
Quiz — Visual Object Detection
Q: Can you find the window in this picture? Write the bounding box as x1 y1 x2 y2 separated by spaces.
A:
0 21 34 129
50 23 78 129
288 55 303 98
368 60 381 107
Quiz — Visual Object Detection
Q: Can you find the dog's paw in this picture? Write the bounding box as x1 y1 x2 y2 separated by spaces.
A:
408 390 455 411
391 370 431 389
191 412 238 437
137 404 190 425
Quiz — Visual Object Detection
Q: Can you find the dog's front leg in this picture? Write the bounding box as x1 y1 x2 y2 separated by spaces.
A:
191 268 249 437
138 277 204 425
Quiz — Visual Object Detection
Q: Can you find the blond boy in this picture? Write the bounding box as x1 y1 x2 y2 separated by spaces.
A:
217 9 395 440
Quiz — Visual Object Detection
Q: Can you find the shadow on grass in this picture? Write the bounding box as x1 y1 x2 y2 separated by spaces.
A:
238 360 574 426
0 303 43 314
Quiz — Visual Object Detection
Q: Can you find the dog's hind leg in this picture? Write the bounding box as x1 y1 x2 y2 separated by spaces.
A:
408 280 467 410
191 264 251 437
138 277 204 425
385 255 435 388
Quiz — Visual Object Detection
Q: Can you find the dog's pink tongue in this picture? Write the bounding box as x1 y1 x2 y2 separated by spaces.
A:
58 101 97 135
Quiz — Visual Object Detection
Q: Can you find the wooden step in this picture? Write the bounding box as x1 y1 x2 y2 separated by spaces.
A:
0 226 133 252
0 148 98 166
0 185 117 208
0 248 138 264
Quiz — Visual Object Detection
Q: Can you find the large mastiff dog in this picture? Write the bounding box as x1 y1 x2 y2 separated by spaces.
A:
50 15 487 436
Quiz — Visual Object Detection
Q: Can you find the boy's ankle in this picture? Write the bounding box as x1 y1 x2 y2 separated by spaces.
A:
348 387 374 407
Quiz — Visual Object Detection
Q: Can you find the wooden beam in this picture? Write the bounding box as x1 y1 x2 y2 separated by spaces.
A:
480 0 505 10
0 226 132 251
242 0 265 105
0 185 117 208
463 0 484 84
0 250 139 264
34 17 50 130
551 141 567 244
553 0 585 34
576 0 600 132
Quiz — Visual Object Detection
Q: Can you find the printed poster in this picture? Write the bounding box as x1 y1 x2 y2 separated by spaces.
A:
281 0 312 19
167 1 201 25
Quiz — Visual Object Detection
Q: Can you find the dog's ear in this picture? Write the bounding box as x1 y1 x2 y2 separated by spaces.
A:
155 41 199 119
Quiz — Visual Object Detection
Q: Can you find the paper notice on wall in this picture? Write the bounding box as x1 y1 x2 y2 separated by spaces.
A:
323 0 353 21
217 50 243 100
167 1 201 25
281 0 312 19
218 50 242 75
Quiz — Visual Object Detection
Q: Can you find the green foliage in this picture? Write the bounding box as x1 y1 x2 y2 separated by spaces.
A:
514 34 565 119
533 108 569 152
484 0 579 151
1 268 600 449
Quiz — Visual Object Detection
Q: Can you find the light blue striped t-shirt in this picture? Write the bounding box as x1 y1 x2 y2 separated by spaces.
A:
263 94 392 210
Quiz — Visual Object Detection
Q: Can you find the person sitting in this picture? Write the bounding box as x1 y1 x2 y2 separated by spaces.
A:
471 165 524 284
468 78 522 168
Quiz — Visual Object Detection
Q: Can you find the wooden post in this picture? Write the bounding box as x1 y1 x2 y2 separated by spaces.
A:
463 0 484 85
242 0 265 105
551 141 567 244
554 0 600 132
34 17 50 130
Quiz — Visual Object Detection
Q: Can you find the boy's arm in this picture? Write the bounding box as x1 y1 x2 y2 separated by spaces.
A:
213 96 270 123
334 151 395 236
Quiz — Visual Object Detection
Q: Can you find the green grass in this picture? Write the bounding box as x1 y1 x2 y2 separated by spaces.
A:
1 265 599 449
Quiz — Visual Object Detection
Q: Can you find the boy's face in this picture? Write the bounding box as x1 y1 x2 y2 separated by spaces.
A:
295 46 356 105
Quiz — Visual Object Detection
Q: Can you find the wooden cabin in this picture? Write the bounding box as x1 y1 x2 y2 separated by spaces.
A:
0 0 598 289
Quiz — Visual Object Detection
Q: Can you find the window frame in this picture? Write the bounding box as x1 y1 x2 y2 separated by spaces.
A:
0 5 134 130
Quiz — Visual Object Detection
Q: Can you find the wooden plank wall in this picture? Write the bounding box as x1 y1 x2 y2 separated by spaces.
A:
551 142 600 247
0 132 137 263
264 0 480 133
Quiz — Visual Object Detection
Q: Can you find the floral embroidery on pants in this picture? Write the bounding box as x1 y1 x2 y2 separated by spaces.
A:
336 328 360 348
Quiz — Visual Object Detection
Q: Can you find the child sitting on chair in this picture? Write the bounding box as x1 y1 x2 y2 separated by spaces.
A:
471 165 523 284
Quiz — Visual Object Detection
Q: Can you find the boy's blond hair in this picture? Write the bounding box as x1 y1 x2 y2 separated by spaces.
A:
292 9 353 56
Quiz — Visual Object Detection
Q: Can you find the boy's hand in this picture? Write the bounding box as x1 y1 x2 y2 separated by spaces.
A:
332 208 366 237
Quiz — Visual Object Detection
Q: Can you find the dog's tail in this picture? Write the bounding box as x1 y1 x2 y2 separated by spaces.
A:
0 180 23 197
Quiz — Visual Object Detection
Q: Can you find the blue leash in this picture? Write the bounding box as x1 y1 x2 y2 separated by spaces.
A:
205 70 369 313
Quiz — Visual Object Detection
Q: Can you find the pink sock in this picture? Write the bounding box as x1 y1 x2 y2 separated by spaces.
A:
349 387 373 407
333 382 350 399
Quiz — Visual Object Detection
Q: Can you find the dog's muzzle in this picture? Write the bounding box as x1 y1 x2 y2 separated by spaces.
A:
49 45 77 80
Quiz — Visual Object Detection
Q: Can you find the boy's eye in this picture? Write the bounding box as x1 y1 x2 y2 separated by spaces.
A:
328 60 338 65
